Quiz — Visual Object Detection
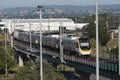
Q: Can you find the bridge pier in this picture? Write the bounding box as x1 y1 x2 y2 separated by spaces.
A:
14 50 24 67
14 49 19 65
18 53 24 67
27 55 37 63
14 49 37 67
75 69 91 80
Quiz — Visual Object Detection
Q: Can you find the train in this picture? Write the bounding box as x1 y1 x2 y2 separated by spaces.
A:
13 30 91 55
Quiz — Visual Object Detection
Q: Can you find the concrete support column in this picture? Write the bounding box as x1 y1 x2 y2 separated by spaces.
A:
111 32 114 39
14 50 24 67
18 53 24 67
14 49 38 67
14 49 19 64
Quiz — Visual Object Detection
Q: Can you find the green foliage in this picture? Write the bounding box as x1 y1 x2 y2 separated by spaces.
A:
0 45 15 72
0 28 2 33
7 45 14 56
14 61 66 80
7 45 15 69
83 15 96 23
0 51 6 71
3 28 9 34
98 21 109 45
107 38 118 48
14 62 39 80
102 38 118 59
83 14 113 45
85 21 96 38
110 47 118 59
57 64 74 71
43 62 66 80
90 39 96 48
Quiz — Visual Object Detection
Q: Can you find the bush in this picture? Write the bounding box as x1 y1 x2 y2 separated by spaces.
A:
14 61 66 80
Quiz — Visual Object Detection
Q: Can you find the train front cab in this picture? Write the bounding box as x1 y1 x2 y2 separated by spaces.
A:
78 38 91 55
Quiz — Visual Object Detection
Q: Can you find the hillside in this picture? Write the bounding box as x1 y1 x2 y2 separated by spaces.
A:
1 4 120 13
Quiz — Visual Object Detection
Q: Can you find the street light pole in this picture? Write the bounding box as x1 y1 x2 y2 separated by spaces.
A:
37 5 43 80
48 18 50 35
11 21 13 48
106 17 109 34
29 22 32 51
60 22 64 63
96 0 99 80
118 22 120 75
5 28 8 76
3 15 8 76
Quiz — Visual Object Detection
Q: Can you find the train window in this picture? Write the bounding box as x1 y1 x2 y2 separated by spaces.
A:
79 38 89 42
80 43 89 46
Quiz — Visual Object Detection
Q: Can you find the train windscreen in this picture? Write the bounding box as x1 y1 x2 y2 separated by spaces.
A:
80 43 89 46
79 38 90 50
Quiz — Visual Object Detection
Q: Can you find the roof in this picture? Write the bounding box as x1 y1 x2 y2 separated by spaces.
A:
2 18 73 23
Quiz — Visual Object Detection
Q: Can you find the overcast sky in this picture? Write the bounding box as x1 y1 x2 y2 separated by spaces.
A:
0 0 120 10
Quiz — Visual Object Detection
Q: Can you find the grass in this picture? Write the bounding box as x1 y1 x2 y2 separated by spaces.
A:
107 38 118 48
57 64 74 71
0 36 5 41
10 67 22 73
90 38 118 57
90 38 119 58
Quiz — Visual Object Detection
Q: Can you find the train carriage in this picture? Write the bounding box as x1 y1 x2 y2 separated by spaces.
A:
63 38 77 52
13 31 91 56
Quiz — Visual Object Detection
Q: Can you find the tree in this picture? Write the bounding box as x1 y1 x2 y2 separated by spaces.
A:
0 46 15 72
43 61 66 80
83 14 111 45
0 28 2 33
14 63 39 80
0 51 6 71
98 21 109 45
3 28 9 34
110 47 118 59
84 22 96 39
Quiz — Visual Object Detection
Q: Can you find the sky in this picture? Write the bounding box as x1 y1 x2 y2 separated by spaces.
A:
0 0 120 10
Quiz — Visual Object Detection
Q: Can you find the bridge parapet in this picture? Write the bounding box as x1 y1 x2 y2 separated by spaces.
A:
13 39 120 79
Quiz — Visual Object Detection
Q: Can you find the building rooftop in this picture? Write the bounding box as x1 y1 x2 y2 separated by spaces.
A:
2 18 73 23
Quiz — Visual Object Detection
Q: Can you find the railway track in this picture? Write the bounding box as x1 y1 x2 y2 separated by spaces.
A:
13 39 118 72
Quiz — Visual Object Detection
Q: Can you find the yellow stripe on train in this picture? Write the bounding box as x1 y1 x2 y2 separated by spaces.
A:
80 48 91 55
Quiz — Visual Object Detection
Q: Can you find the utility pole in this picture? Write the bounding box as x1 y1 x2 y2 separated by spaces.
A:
59 23 64 63
106 17 109 34
5 28 8 76
48 18 50 35
37 5 43 80
59 24 66 63
29 22 32 51
11 21 13 48
118 21 120 75
59 13 66 63
96 0 99 80
3 15 8 76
